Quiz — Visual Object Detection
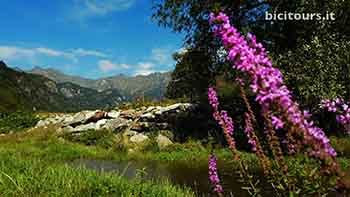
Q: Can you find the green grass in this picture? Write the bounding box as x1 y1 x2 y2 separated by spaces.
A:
0 156 193 196
0 127 194 196
0 111 39 134
0 126 349 196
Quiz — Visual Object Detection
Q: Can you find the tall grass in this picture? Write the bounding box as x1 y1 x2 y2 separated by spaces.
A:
0 155 194 196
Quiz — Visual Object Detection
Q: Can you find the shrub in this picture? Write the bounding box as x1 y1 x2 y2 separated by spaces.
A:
61 129 116 149
0 111 39 134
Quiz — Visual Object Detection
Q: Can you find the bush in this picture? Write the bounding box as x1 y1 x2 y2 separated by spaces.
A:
0 111 39 134
61 129 116 149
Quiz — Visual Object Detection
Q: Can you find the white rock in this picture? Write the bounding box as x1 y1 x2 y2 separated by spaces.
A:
107 110 120 119
130 133 149 144
73 122 98 132
102 118 130 131
156 134 173 149
140 112 155 119
145 106 156 113
96 119 108 129
35 120 47 127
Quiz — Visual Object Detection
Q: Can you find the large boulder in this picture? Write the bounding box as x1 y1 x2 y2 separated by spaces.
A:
156 134 173 149
65 111 98 127
72 122 99 132
102 118 130 132
107 110 120 119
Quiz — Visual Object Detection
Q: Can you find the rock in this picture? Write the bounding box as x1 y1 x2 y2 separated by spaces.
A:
35 120 47 127
156 134 173 149
155 123 170 130
107 110 120 119
59 126 74 133
123 130 138 137
72 122 98 132
130 123 143 131
145 106 156 113
67 111 97 126
85 111 108 124
130 133 149 144
159 130 174 141
31 103 196 138
140 112 156 120
120 109 137 119
102 118 130 132
65 110 109 127
95 119 108 129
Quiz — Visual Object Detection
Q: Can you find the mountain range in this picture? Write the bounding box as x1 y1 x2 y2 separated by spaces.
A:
29 66 171 101
0 61 171 112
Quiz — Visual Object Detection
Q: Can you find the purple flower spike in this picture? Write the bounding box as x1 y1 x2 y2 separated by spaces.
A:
209 12 337 158
209 154 224 194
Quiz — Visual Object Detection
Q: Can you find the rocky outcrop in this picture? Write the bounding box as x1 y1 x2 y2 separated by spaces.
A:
35 103 197 136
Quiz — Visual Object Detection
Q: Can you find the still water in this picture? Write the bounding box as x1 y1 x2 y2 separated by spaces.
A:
68 158 269 196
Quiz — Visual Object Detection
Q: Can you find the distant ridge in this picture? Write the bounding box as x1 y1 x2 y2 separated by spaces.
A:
29 67 172 101
0 61 125 112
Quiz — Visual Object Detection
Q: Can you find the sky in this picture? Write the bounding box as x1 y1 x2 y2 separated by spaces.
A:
0 0 184 78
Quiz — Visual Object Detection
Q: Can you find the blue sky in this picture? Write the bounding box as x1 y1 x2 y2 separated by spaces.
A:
0 0 184 78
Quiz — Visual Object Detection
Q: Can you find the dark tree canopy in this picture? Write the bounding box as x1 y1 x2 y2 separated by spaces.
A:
153 0 350 112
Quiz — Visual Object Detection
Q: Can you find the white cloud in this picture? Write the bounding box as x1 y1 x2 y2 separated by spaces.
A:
36 47 64 56
0 46 35 60
98 59 129 72
0 45 110 64
151 47 173 65
133 62 157 76
98 60 159 76
70 0 135 21
36 47 77 62
72 48 108 58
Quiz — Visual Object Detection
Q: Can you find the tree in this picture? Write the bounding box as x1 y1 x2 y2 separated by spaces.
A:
154 0 350 111
166 49 212 102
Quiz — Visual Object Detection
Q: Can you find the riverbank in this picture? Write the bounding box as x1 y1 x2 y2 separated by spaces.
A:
0 126 349 196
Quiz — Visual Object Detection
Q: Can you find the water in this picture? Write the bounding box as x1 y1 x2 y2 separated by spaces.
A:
68 158 267 196
67 159 348 196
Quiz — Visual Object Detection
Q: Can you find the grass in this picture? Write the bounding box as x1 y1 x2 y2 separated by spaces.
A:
0 126 349 196
0 127 194 196
0 156 194 196
0 111 39 134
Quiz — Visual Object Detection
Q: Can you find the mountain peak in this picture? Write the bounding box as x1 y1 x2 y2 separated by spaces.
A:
0 60 7 68
31 66 62 74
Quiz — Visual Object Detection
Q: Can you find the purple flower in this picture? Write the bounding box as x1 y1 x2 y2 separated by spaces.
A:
271 116 284 130
208 154 224 194
208 87 235 137
321 98 350 135
208 87 220 111
209 12 337 158
244 113 257 151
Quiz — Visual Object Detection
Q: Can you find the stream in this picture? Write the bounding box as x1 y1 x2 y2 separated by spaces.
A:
67 158 269 196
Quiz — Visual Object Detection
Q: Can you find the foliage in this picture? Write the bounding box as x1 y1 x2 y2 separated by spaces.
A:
166 49 213 102
0 111 39 134
61 129 116 149
275 35 350 112
153 0 350 121
330 136 350 158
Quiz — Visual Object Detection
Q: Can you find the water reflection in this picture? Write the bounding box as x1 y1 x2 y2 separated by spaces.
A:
68 159 262 196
